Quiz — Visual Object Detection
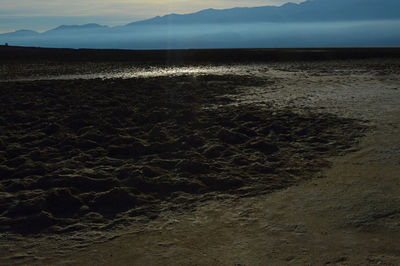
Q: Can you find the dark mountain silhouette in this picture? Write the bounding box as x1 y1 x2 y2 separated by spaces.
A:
127 0 400 26
1 30 39 37
1 0 400 49
45 23 108 34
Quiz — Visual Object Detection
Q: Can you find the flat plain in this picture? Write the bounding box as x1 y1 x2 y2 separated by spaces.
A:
0 47 400 265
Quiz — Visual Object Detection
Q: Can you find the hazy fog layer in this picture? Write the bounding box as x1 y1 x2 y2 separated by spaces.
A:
2 20 400 49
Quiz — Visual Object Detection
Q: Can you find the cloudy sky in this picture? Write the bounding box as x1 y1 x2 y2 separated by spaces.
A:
0 0 304 33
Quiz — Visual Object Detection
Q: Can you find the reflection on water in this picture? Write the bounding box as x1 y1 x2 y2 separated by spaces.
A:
1 64 270 82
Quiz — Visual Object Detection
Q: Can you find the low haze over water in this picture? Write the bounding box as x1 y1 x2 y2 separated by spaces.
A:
2 21 400 49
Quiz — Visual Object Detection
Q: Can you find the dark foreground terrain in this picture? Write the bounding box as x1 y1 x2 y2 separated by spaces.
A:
0 74 364 235
0 47 399 265
2 45 400 63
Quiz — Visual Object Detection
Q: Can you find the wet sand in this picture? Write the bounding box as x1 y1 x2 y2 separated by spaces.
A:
0 48 400 265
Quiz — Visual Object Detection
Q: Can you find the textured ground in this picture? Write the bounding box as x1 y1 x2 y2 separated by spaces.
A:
0 57 399 265
0 73 363 235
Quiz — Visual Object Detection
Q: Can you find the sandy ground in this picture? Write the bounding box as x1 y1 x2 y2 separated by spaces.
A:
1 58 400 265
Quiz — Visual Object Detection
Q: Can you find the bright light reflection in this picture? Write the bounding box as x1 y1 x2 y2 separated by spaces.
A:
1 64 270 82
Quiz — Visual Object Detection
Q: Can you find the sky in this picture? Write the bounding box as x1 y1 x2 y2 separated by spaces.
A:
0 0 305 33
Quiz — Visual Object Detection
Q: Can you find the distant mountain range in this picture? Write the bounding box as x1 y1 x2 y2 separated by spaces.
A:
46 23 108 33
128 0 400 25
1 0 400 49
2 24 108 37
1 30 39 38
